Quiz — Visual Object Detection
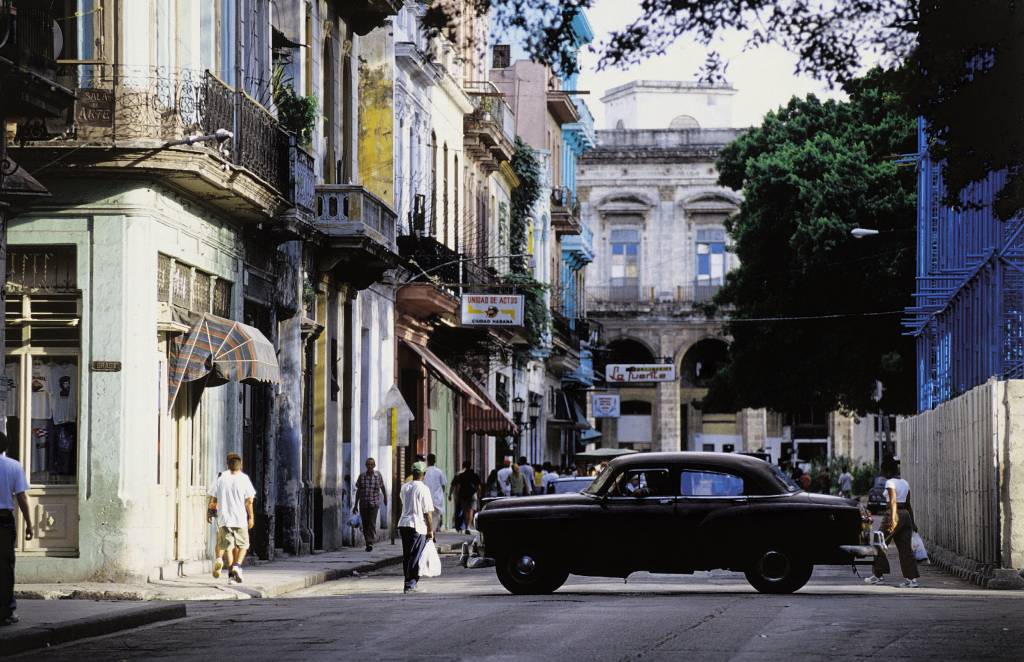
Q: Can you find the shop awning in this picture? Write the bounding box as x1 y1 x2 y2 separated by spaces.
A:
554 391 591 430
400 340 488 408
169 313 281 406
464 379 517 436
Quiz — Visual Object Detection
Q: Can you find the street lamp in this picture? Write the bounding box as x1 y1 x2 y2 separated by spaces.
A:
511 396 541 457
851 228 880 238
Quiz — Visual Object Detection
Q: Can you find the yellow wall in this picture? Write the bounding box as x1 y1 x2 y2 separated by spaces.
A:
358 27 394 206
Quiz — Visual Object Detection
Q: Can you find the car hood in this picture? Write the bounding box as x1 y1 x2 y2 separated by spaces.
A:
480 492 594 512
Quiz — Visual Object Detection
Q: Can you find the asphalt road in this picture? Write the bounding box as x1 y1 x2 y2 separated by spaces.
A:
19 553 1024 662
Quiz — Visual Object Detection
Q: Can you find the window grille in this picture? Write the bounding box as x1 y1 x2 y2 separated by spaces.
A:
212 279 232 317
171 262 191 308
192 272 211 314
157 254 171 302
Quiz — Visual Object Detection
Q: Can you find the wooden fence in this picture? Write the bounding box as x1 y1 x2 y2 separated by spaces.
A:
898 380 1002 568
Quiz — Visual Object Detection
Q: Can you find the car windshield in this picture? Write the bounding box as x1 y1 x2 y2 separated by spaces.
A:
583 464 624 495
769 464 800 493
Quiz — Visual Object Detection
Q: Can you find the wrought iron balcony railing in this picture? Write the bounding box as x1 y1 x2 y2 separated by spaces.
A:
587 282 725 310
398 235 502 295
464 80 516 170
15 65 298 201
316 185 397 253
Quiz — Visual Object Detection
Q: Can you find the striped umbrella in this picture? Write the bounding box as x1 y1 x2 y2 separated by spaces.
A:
168 313 281 407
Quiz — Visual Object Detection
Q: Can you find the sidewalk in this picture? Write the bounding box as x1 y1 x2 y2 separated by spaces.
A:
1 533 467 656
14 532 467 602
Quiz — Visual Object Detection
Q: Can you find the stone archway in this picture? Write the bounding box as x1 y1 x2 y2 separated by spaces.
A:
678 337 736 452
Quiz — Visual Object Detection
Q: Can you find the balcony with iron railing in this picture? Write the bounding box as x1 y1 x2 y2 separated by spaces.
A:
13 64 309 221
464 81 517 172
316 185 397 252
316 184 401 290
587 281 725 313
551 186 581 234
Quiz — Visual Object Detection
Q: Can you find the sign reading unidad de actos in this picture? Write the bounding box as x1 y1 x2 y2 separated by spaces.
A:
606 364 676 383
592 393 621 417
460 294 525 326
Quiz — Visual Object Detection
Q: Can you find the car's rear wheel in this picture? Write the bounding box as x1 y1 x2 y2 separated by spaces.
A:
495 549 569 595
744 547 813 594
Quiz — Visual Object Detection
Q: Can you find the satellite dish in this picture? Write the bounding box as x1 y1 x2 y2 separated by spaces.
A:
53 20 64 60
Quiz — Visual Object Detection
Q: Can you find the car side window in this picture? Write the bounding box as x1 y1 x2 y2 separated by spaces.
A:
680 470 744 497
609 469 672 497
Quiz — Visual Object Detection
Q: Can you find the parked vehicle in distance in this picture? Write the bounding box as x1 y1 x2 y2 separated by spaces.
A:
476 452 876 595
550 476 594 494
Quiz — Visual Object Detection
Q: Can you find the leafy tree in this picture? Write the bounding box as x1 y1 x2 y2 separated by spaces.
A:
702 70 917 415
509 136 542 275
426 1 1022 218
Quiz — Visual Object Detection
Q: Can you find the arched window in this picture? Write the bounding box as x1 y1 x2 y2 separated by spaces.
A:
680 339 729 389
615 119 625 129
322 37 335 183
443 143 449 244
430 131 437 236
669 114 700 129
453 155 460 252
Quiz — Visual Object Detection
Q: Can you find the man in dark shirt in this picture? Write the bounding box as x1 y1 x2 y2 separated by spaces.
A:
449 461 482 534
354 457 387 552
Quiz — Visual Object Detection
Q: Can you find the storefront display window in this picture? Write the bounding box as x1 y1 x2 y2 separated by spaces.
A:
5 247 81 487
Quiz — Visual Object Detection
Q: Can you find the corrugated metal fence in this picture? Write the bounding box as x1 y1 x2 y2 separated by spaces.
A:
898 380 1001 568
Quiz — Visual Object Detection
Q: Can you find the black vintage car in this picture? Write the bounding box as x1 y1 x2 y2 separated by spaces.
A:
475 452 875 595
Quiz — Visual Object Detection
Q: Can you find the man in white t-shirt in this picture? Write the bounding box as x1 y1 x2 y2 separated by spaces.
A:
540 462 560 494
398 461 434 593
496 457 513 496
1 433 32 626
207 453 256 584
423 454 447 529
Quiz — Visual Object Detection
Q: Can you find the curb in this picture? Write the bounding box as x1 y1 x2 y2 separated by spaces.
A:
254 553 407 598
0 603 187 657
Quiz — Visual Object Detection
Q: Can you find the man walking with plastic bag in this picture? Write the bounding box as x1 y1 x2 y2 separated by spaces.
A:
863 460 920 588
399 461 434 593
354 458 387 552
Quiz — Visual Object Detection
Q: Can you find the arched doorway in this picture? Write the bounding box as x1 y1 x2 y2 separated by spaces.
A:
596 338 658 450
678 338 736 452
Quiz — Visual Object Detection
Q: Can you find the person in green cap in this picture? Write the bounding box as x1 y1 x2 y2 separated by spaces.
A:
398 460 434 593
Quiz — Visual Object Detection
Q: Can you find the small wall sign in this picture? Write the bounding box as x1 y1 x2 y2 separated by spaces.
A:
90 361 122 372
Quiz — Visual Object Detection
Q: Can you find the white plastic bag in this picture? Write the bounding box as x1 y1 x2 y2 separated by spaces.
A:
911 531 929 561
348 513 361 529
419 540 442 577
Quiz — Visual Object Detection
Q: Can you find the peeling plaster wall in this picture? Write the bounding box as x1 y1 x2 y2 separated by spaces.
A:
357 25 395 207
11 181 242 581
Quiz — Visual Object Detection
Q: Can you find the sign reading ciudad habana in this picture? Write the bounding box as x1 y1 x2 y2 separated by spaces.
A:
460 294 525 326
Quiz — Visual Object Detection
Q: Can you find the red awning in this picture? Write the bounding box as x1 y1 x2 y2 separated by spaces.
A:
464 379 517 436
400 340 488 408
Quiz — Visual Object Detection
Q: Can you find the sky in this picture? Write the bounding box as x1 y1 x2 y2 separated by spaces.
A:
575 0 848 130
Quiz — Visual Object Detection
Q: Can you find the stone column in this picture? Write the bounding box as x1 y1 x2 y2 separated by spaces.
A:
276 241 304 555
739 408 768 452
657 380 681 452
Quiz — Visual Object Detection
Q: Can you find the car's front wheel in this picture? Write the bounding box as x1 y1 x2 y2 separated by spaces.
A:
495 549 569 595
744 547 813 594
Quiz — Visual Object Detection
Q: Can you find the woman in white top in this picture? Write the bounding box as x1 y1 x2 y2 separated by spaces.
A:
864 461 920 588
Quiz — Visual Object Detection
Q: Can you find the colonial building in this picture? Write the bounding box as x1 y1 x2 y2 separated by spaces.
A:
5 0 403 581
580 81 764 455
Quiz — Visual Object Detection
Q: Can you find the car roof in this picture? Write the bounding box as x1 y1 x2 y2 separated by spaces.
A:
609 451 772 472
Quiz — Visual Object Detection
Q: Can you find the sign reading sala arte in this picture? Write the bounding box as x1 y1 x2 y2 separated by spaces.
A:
592 393 621 418
460 294 525 326
606 364 676 383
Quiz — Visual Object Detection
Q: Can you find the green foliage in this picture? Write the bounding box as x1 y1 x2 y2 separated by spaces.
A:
502 271 550 349
510 137 542 275
704 69 917 416
430 1 1023 229
827 455 879 497
272 67 318 146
